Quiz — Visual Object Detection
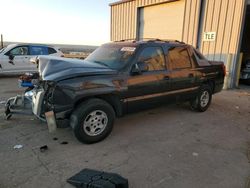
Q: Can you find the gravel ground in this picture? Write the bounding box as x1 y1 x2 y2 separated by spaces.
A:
0 78 249 188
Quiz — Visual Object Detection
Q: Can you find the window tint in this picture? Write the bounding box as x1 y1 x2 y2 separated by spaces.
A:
9 46 29 56
137 47 165 71
48 47 57 54
168 47 191 69
30 46 48 55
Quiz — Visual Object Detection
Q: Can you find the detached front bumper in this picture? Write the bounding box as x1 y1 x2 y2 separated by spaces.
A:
5 93 33 119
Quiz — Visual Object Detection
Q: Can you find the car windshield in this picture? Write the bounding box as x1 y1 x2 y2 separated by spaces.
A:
85 45 136 70
0 47 5 53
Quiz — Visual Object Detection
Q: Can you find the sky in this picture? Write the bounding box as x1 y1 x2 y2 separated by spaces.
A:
0 0 117 46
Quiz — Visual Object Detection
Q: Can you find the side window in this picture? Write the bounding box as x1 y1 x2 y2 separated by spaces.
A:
8 46 29 56
137 47 165 71
30 46 48 55
48 47 57 54
168 47 191 69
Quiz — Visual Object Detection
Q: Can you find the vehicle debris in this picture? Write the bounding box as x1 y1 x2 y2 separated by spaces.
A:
39 145 48 152
192 152 199 157
67 168 128 188
60 141 68 145
4 72 38 120
45 111 57 133
13 145 23 149
5 94 33 120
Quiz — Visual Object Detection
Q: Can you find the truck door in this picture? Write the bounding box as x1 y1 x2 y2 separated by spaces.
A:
124 46 170 111
167 46 197 96
3 45 29 73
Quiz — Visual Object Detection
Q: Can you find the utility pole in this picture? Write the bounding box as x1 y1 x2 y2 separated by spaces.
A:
0 34 3 49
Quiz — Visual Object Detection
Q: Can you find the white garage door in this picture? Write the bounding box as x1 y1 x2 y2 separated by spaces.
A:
139 0 185 41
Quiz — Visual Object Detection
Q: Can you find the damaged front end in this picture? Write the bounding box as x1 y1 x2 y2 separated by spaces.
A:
5 78 60 132
5 55 113 129
5 72 39 120
32 80 59 132
4 79 56 121
32 80 56 119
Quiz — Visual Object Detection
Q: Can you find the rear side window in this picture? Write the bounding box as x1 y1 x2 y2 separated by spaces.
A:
30 46 48 55
168 47 191 69
48 47 57 54
137 47 165 71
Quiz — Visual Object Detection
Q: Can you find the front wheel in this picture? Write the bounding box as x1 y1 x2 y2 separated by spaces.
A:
190 85 212 112
70 98 115 144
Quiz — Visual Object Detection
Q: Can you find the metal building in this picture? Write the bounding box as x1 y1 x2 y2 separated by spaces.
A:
110 0 250 88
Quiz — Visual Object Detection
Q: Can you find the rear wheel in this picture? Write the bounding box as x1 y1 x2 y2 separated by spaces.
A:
190 85 212 112
70 98 115 144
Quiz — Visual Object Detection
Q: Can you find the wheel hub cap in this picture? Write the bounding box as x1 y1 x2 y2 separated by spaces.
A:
83 110 108 136
200 91 209 108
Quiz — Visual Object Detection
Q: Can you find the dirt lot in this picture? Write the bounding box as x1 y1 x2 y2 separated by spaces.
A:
0 78 249 188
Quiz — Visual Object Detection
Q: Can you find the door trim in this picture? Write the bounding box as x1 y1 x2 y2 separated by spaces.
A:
124 86 199 102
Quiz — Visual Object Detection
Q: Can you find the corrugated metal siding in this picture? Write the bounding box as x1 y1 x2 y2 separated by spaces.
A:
197 0 245 88
182 0 201 46
199 0 245 60
111 0 174 41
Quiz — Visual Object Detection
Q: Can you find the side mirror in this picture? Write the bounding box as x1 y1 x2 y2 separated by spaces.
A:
9 54 14 60
131 61 149 74
8 54 15 65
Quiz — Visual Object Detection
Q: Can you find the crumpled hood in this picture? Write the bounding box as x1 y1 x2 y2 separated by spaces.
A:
37 56 117 81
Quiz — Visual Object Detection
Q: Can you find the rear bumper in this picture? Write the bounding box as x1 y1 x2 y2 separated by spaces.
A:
214 83 224 93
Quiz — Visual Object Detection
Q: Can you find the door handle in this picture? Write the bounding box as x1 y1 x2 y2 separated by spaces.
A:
164 76 170 80
188 73 194 78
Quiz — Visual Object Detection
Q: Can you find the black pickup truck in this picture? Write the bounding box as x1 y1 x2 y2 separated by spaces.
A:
30 40 225 144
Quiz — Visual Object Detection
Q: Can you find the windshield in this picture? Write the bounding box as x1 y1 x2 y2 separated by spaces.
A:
0 47 5 53
85 45 136 70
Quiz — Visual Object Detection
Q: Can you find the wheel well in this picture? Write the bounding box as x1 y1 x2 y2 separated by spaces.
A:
203 80 215 93
74 95 123 117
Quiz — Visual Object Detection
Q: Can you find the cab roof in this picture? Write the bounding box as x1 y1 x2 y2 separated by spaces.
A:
105 39 189 48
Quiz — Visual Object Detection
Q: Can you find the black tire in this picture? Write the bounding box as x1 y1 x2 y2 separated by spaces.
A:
70 98 115 144
190 85 212 112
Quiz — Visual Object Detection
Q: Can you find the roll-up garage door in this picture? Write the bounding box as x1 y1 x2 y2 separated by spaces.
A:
139 0 185 41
